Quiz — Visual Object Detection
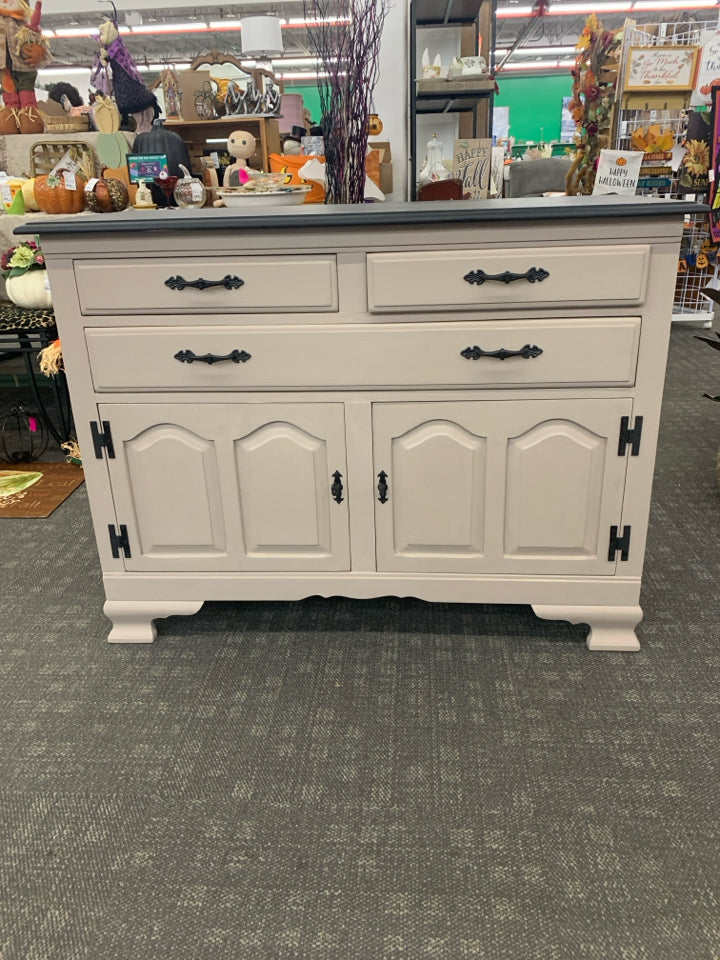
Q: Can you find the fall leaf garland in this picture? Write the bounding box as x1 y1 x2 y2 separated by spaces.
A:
566 15 621 195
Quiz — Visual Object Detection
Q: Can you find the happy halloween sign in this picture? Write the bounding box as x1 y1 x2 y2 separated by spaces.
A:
592 150 644 195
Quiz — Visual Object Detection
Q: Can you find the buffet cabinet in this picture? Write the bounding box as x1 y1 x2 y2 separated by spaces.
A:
23 198 694 649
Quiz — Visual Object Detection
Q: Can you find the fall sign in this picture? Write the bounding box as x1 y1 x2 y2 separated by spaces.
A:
624 46 698 92
452 139 492 200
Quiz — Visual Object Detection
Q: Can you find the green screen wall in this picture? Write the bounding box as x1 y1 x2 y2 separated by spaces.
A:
494 73 573 142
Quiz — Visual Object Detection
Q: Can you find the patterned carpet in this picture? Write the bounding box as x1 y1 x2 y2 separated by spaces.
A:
1 326 719 959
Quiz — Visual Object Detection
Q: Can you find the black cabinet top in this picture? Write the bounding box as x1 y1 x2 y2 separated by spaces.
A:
15 196 706 238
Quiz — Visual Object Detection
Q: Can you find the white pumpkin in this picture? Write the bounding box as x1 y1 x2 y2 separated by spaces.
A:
5 270 52 309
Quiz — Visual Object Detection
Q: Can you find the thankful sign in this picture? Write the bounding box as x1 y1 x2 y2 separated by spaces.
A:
592 150 644 195
624 45 698 92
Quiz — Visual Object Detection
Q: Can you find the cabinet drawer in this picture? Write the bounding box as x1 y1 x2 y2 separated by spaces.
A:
367 245 649 312
86 318 641 391
75 255 338 314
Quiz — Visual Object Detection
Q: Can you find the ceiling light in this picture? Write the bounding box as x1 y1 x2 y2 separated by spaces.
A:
633 0 717 7
131 22 208 34
284 17 352 26
500 59 576 70
548 2 632 12
208 20 243 30
495 45 578 55
496 6 535 17
278 71 348 79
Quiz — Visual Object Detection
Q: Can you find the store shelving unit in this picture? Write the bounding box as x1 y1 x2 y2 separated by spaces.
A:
409 0 495 199
614 19 717 327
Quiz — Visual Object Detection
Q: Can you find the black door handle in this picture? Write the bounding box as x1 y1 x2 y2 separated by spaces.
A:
331 470 344 504
174 349 251 365
463 267 549 286
460 344 543 361
377 470 388 504
165 275 244 291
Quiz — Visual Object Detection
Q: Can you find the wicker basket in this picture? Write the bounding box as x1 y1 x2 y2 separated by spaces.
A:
42 114 90 134
30 141 98 181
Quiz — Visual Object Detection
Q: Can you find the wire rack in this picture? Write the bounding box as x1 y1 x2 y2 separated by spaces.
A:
614 20 718 326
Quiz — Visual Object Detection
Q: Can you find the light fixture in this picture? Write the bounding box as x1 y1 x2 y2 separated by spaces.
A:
239 15 284 60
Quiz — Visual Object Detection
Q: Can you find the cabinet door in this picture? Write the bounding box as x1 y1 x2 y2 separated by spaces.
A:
372 399 633 575
99 403 350 572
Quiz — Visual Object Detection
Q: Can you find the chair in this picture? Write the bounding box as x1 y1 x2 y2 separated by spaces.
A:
418 179 470 201
505 157 573 198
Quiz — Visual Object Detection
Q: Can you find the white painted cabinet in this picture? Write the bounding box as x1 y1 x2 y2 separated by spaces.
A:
26 198 696 650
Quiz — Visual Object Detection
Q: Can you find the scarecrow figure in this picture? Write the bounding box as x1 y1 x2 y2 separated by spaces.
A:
0 0 52 134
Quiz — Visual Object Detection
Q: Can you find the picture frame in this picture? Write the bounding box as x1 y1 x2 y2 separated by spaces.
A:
623 45 698 92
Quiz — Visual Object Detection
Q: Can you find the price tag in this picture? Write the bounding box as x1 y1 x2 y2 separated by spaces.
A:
63 171 77 191
44 273 51 293
85 177 99 192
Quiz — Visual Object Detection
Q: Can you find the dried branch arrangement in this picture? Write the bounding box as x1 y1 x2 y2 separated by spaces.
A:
303 0 388 203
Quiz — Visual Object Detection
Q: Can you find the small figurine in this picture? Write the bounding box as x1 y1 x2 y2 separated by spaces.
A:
223 130 256 187
133 179 156 209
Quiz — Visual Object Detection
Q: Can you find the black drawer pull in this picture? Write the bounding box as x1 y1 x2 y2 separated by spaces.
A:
174 349 251 365
461 344 543 361
463 267 549 286
165 274 244 291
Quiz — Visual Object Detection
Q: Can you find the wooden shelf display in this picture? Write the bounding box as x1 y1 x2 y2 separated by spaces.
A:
164 116 282 176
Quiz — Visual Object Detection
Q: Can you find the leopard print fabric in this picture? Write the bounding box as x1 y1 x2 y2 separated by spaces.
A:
0 302 56 331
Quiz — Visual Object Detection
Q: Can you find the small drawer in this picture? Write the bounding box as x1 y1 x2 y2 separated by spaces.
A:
86 317 641 392
367 245 649 313
75 255 338 315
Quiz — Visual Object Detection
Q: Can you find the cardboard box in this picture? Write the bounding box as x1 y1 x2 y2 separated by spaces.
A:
370 140 393 195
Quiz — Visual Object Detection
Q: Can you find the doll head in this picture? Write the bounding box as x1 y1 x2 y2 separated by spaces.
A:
227 131 256 164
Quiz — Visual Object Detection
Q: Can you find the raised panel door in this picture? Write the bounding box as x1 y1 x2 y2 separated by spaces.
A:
372 399 632 575
99 403 350 572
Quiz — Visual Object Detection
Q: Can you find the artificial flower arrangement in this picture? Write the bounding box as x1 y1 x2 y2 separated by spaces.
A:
1 239 45 277
1 239 51 309
565 14 621 195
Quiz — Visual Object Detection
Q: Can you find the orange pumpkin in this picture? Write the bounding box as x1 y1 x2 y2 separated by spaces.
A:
616 156 627 166
34 171 87 215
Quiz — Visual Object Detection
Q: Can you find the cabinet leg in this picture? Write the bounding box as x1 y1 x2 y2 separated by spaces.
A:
103 600 204 643
532 604 642 651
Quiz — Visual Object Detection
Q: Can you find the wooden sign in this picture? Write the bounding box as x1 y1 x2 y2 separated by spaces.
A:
624 45 698 92
452 138 492 199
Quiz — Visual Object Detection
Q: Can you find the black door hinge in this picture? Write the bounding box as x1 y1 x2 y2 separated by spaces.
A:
91 420 115 459
608 525 631 562
618 415 643 456
108 524 131 559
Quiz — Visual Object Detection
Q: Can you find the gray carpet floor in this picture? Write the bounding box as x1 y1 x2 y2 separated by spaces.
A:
1 325 719 960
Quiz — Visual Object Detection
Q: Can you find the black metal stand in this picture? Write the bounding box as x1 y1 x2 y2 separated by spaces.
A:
0 302 75 448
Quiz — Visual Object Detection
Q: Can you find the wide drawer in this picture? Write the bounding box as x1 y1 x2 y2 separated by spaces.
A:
86 317 641 391
367 245 649 312
75 255 338 314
